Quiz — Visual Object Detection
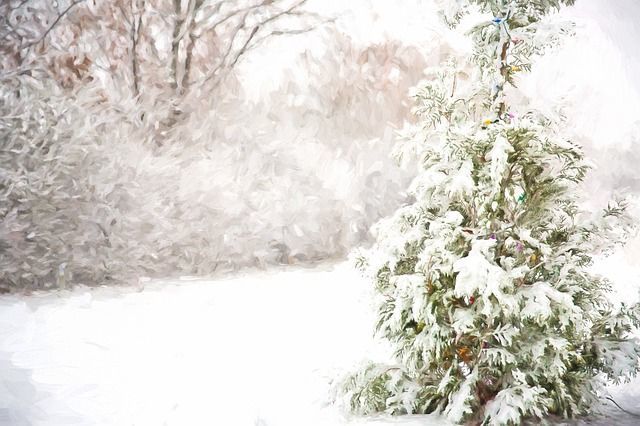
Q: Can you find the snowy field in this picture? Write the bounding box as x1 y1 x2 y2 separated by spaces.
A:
1 251 640 426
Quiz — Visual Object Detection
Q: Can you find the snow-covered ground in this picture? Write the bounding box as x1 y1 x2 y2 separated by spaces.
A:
0 262 442 426
1 251 640 426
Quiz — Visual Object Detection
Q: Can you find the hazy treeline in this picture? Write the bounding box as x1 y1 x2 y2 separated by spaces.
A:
0 0 448 290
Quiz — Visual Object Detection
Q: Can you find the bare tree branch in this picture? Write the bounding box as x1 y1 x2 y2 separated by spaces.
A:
116 2 134 26
195 0 320 91
182 33 197 89
131 0 145 97
174 0 197 44
193 0 269 38
191 0 228 31
0 17 23 41
260 0 310 25
228 23 259 68
21 0 87 50
227 0 309 69
245 24 323 53
243 5 334 54
8 0 32 12
200 10 250 86
185 0 205 84
170 0 183 92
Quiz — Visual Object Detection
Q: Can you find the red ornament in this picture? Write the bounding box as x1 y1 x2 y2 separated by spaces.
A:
469 296 475 305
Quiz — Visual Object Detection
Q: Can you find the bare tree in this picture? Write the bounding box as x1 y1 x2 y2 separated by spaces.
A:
168 0 328 96
118 0 146 97
0 0 86 75
0 0 330 125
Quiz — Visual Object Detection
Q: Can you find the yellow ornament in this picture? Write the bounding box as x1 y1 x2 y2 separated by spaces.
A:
416 321 426 334
530 253 538 263
510 65 522 72
482 119 493 125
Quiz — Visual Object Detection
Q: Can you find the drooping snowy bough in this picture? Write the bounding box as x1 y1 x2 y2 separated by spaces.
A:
336 1 640 424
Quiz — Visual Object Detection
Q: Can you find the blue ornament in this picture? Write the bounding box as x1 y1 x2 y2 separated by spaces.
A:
492 17 503 24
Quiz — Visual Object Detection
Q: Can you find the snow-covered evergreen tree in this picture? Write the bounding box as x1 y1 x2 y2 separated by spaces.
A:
336 1 640 424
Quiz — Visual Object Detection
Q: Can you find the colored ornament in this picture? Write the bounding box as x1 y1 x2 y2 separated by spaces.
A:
481 118 500 129
490 233 496 240
492 17 503 24
457 346 473 362
416 321 426 334
530 253 538 263
469 296 475 305
516 242 524 252
510 65 522 72
518 193 526 203
482 341 489 349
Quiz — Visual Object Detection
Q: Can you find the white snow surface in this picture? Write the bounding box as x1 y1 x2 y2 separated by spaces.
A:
0 262 445 426
1 251 640 426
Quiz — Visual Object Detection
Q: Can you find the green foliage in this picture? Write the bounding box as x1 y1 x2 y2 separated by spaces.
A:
337 0 640 424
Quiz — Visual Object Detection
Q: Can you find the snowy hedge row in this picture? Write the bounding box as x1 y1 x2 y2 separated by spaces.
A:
0 31 439 290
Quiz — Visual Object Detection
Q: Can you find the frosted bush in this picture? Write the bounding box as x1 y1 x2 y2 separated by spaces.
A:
0 15 448 290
